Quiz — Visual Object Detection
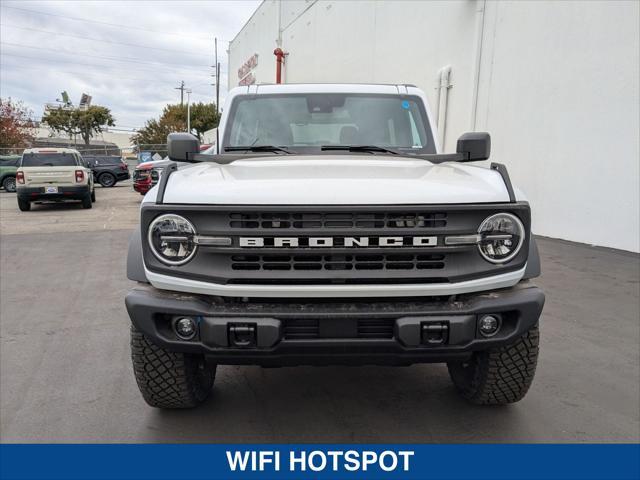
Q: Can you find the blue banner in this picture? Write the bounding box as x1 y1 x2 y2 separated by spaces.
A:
1 444 638 480
137 151 153 164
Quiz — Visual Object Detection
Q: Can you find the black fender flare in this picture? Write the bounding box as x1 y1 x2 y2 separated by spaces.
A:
523 236 541 280
127 226 149 283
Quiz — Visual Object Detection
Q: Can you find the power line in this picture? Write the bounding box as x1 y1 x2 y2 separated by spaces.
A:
1 41 211 70
8 118 143 131
1 5 213 40
1 62 219 108
2 61 219 99
0 24 215 58
0 52 209 76
1 62 210 86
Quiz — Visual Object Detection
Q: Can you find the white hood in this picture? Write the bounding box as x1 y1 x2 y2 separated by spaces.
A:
157 156 513 205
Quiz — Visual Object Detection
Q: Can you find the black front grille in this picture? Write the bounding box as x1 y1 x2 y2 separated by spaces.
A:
141 203 531 286
132 170 148 181
229 212 447 229
285 319 319 339
357 318 395 338
231 253 445 271
284 318 395 339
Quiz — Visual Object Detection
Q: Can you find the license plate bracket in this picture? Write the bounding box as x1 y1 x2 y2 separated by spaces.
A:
319 318 357 338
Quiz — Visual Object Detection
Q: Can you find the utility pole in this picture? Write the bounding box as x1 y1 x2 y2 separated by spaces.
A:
214 37 217 104
186 89 192 133
216 62 220 117
175 80 185 105
212 37 220 117
211 37 221 153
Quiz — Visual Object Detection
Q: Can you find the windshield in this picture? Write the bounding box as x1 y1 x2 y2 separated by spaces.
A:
21 153 79 167
224 94 436 154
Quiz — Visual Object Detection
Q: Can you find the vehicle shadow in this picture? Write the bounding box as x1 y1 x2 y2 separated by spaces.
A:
139 364 526 443
29 201 86 211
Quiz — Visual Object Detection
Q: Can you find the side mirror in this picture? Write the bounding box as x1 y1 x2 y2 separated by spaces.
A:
167 132 200 161
456 132 491 161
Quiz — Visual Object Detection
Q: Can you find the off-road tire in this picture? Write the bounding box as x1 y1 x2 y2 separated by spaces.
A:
81 193 92 209
447 324 539 405
91 189 96 202
98 172 116 187
2 176 16 192
17 198 30 211
130 326 215 409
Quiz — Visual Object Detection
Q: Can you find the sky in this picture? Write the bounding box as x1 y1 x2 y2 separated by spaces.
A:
0 0 260 130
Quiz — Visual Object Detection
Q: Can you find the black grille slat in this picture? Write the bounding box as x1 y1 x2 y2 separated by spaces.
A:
358 319 395 338
229 212 447 230
284 318 394 339
284 319 320 339
231 254 445 271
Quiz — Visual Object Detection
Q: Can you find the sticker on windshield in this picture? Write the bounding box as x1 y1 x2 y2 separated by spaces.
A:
401 100 410 109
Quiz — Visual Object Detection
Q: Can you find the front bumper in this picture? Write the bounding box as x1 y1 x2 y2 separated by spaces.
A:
125 283 544 366
17 185 90 201
133 179 152 194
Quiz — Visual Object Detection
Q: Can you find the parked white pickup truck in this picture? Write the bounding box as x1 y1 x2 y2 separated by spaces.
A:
126 84 544 409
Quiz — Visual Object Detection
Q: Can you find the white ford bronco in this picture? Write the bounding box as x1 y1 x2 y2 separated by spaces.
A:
16 147 95 211
126 84 544 409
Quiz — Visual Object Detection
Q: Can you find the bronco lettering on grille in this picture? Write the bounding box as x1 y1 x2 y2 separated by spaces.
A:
238 236 438 248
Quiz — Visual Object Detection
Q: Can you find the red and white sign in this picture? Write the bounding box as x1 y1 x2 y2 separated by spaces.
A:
238 54 258 85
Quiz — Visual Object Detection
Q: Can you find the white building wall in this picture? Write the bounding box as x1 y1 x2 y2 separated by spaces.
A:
34 126 135 150
228 0 280 86
228 0 640 252
475 1 640 253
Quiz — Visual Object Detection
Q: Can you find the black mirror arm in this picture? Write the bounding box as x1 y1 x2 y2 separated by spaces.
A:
490 162 516 202
155 162 178 204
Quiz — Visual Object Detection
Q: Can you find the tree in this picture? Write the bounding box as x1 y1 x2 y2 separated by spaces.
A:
0 98 36 153
133 102 219 151
42 105 115 146
188 103 219 141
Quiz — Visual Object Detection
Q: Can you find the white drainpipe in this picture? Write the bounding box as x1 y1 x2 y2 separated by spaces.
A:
470 0 487 130
436 65 452 149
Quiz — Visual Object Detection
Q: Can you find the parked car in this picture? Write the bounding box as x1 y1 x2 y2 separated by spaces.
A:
125 83 544 409
200 144 216 155
83 155 130 187
0 155 20 192
132 159 172 195
16 147 95 211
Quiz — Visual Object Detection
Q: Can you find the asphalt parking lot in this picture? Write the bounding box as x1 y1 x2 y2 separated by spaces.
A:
0 185 638 443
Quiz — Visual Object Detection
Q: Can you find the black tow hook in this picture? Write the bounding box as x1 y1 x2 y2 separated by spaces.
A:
421 321 449 345
228 323 257 348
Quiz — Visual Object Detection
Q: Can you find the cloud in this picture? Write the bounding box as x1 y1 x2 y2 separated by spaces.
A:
0 0 259 129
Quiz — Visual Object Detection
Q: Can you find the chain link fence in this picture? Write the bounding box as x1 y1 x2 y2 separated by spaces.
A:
0 144 167 156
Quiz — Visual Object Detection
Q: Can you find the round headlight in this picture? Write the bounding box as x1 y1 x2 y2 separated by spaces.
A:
477 213 525 264
148 214 197 265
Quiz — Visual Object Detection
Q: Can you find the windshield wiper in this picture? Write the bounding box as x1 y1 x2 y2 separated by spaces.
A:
320 145 401 155
224 145 295 154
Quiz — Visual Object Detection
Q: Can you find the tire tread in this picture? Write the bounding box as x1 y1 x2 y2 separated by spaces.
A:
448 325 539 405
130 326 214 409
